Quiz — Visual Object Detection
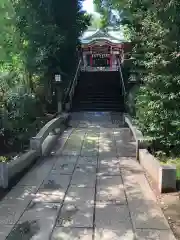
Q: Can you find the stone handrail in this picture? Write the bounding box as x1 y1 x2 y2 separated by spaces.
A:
0 113 69 188
117 57 126 97
30 113 69 155
124 113 150 159
64 59 82 111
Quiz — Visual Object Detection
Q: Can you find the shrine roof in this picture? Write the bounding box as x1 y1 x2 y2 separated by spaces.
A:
80 27 128 44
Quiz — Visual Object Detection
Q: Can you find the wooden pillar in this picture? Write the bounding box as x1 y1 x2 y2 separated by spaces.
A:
110 55 112 70
90 54 93 67
110 46 112 70
90 46 93 67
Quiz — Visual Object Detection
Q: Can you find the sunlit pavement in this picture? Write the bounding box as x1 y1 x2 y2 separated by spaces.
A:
0 112 176 239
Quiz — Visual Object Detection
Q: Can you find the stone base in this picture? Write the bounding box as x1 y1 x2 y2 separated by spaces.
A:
139 149 176 193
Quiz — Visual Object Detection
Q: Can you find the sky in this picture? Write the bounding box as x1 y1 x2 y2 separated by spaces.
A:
82 0 95 13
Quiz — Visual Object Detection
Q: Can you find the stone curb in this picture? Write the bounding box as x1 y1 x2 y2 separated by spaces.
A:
124 114 177 193
0 113 69 188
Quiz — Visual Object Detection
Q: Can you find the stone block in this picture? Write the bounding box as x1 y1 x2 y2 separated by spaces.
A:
0 162 8 188
161 165 176 193
30 137 42 154
139 149 176 193
65 102 71 111
8 150 38 181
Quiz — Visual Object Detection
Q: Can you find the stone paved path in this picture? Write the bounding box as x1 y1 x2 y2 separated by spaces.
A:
0 112 176 239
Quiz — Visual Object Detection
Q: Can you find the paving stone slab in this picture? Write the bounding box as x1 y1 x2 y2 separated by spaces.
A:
54 156 78 165
113 129 133 143
75 164 96 174
57 202 94 228
77 156 97 166
99 156 119 165
52 162 75 174
99 136 117 157
17 160 54 187
0 225 14 240
81 134 99 157
86 127 100 133
51 227 93 240
65 186 95 205
40 173 71 191
0 203 26 225
97 175 123 188
129 201 170 230
1 186 37 205
136 229 176 240
52 129 74 155
119 157 143 173
68 120 80 128
101 123 121 128
81 150 98 157
62 131 86 156
116 143 136 157
122 170 169 230
8 203 60 240
95 203 131 229
31 188 65 203
96 184 126 204
94 227 135 240
122 168 158 203
99 130 116 156
71 172 96 188
98 160 120 176
78 122 91 128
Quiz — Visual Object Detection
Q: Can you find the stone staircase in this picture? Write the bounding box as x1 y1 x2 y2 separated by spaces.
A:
72 71 125 112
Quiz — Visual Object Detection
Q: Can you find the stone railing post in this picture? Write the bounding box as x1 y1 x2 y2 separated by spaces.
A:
55 74 62 113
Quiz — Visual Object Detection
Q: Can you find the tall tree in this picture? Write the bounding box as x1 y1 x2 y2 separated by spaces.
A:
94 0 180 154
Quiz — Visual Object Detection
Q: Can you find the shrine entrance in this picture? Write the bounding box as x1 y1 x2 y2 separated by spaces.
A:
80 29 131 72
92 54 110 67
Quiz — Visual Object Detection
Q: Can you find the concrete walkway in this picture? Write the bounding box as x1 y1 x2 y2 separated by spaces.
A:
0 112 176 239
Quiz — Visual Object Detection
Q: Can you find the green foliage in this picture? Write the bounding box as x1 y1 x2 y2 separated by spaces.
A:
126 85 139 116
0 0 89 154
0 86 44 151
0 156 8 162
90 14 103 29
95 0 180 155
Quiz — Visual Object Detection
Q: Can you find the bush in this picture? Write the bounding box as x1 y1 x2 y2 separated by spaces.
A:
0 85 44 153
126 85 139 116
136 74 180 154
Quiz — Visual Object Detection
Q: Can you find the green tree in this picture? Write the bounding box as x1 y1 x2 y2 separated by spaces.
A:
94 0 180 154
0 0 90 154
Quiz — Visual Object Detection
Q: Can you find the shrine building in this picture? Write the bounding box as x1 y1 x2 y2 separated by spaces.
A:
80 27 132 71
